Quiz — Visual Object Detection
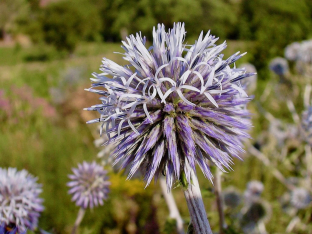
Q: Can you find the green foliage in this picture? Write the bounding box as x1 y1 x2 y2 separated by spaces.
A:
40 0 102 52
19 0 102 53
0 0 29 35
91 0 239 42
186 222 194 234
239 0 312 73
22 44 63 62
163 218 177 234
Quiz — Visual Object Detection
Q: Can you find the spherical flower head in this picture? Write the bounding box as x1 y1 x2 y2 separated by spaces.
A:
67 161 110 209
269 57 289 76
240 200 271 233
244 181 264 204
85 23 254 190
222 187 241 208
290 188 311 210
0 168 44 232
284 42 301 61
299 40 312 64
302 106 312 146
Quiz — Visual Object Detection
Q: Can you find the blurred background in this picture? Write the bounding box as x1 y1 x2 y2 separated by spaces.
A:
1 0 312 233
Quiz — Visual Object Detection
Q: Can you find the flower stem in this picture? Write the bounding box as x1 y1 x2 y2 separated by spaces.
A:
214 168 226 234
71 208 86 234
160 177 185 234
183 171 213 234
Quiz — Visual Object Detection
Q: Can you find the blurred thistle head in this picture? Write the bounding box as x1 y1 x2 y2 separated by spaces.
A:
67 161 110 209
222 187 241 209
0 168 44 232
85 22 254 190
284 42 301 61
298 40 312 64
269 57 289 76
240 200 271 234
290 188 311 210
244 181 264 204
238 63 257 94
302 106 312 146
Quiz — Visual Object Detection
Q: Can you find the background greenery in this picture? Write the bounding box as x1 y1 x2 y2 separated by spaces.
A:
1 0 312 233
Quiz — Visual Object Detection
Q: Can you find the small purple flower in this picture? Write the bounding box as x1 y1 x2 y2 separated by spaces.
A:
85 23 254 190
0 168 44 232
67 161 110 209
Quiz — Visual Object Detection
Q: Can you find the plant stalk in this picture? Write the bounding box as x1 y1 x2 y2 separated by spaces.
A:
214 168 226 234
160 177 185 234
71 207 86 234
183 170 213 234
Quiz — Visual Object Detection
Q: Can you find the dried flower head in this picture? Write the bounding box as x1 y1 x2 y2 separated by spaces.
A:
269 57 289 76
67 161 110 209
290 188 311 210
85 23 254 190
302 106 312 146
0 168 44 232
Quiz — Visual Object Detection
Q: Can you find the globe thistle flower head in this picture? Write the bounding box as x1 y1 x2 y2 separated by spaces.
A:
222 187 241 208
298 40 312 64
284 42 301 61
0 168 44 232
85 23 254 190
67 161 110 209
290 188 311 210
269 57 289 76
244 181 264 204
302 106 312 146
240 200 271 234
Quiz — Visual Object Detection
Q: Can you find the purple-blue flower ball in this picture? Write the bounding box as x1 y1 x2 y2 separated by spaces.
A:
85 23 254 190
67 161 110 209
0 168 44 232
